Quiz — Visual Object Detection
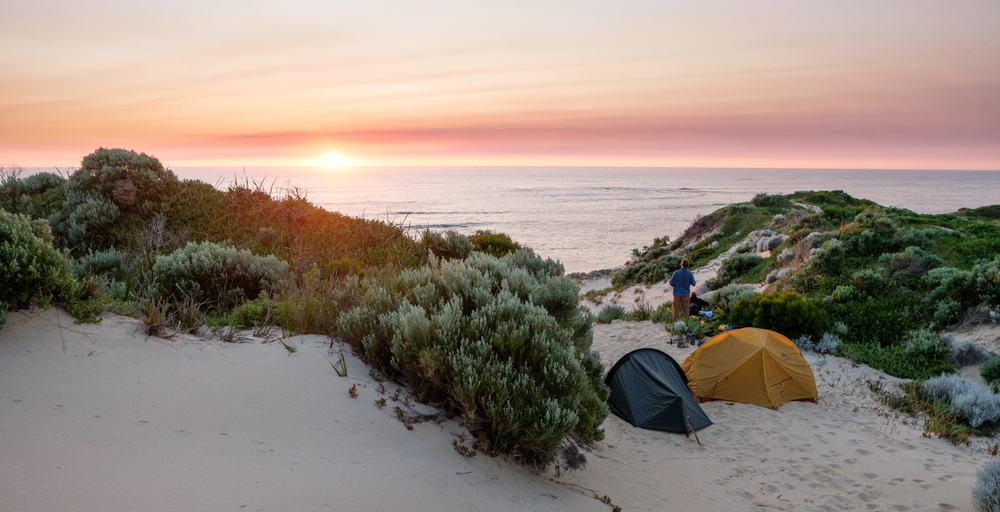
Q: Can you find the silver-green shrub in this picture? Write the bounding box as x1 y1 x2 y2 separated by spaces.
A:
923 374 1000 428
337 248 607 466
0 208 74 306
974 255 1000 307
709 284 757 313
73 248 128 281
51 148 179 253
153 242 288 308
793 333 841 355
972 458 1000 512
421 229 473 261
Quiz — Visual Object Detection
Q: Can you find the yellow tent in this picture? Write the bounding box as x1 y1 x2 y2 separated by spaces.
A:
680 328 817 409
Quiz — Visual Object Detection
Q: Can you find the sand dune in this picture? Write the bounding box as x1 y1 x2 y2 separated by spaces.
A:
0 307 993 511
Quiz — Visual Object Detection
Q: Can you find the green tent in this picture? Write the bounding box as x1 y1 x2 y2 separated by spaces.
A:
604 348 712 433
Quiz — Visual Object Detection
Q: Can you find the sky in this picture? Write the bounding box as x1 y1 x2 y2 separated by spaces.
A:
2 0 999 169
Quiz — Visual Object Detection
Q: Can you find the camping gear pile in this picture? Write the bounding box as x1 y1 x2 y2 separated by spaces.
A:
605 328 818 435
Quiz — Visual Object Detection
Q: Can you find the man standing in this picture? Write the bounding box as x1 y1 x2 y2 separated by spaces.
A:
669 259 696 322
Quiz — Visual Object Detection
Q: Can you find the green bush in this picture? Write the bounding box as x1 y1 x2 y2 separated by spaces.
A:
421 230 473 261
153 242 289 309
596 304 625 323
751 193 791 208
612 256 682 286
933 299 964 327
807 239 846 274
468 231 521 257
73 248 129 282
851 268 885 294
981 357 1000 386
709 284 757 313
841 342 952 380
52 148 179 253
706 253 762 290
729 291 829 340
337 249 608 466
1 171 67 219
824 296 923 348
973 255 1000 306
0 208 74 306
926 267 976 305
830 285 861 302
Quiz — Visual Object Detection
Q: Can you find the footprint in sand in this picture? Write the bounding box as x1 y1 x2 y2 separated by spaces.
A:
937 474 953 482
863 472 879 480
136 420 150 426
10 399 23 403
856 449 872 456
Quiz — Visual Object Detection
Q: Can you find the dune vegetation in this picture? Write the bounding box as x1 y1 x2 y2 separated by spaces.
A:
0 148 607 468
613 190 1000 451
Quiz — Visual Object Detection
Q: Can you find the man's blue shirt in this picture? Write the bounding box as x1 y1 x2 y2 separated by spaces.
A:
669 268 696 297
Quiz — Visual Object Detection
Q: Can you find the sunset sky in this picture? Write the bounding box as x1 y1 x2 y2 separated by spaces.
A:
2 0 999 169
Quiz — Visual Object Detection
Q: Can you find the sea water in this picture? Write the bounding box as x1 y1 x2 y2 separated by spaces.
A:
26 166 1000 272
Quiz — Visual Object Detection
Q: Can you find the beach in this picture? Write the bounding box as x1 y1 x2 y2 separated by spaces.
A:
2 301 995 511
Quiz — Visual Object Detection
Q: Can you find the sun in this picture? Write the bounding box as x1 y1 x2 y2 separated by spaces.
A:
323 152 345 167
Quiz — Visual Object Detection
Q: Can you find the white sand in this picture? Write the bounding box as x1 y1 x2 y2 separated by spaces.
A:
1 308 994 511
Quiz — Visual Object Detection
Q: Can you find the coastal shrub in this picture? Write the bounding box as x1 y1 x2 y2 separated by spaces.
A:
933 299 965 328
830 285 861 302
729 291 828 340
52 148 179 253
850 268 885 294
0 302 6 326
751 193 790 208
926 267 976 305
972 458 1000 512
842 342 952 380
710 284 757 313
905 329 951 361
944 337 989 368
923 374 1000 428
337 250 608 466
421 230 473 261
808 239 846 274
982 357 1000 386
613 255 682 286
72 248 129 282
793 333 841 355
974 256 1000 306
596 304 625 324
0 208 74 306
882 246 942 276
0 171 67 219
824 295 923 348
152 242 289 309
468 231 521 257
706 254 763 290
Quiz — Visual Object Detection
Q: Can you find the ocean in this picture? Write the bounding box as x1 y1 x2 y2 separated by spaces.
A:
24 166 1000 273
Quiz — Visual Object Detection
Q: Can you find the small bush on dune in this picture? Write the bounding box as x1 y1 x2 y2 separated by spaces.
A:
923 374 1000 429
706 254 763 290
709 284 757 314
596 304 625 324
468 231 521 257
613 255 683 286
153 241 288 310
0 208 75 307
933 299 965 328
973 458 1000 512
793 333 841 355
421 229 473 261
943 336 989 368
337 249 608 466
1 169 67 219
52 148 179 254
982 357 1000 386
729 291 829 340
974 255 1000 307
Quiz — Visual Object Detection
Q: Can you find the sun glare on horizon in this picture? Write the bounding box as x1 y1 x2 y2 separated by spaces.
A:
323 152 346 168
